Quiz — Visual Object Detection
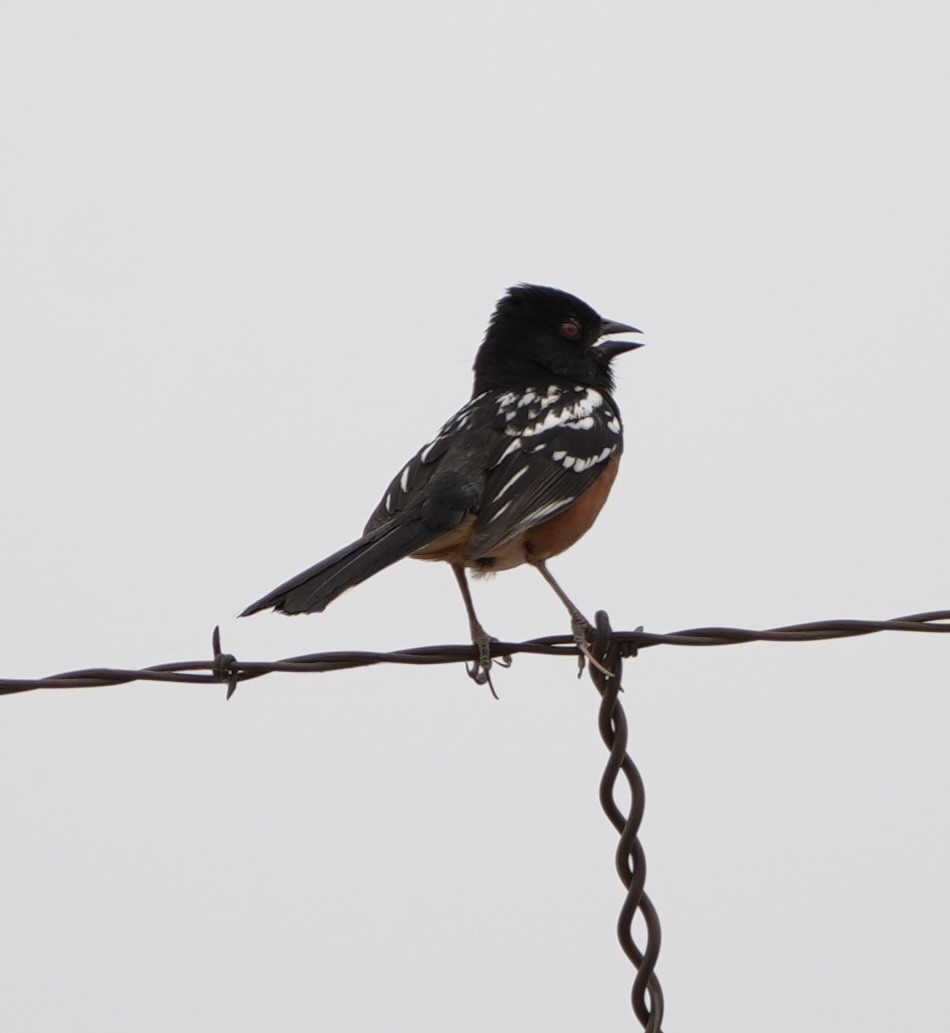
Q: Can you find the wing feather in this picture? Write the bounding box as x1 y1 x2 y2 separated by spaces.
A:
362 385 624 559
465 386 623 558
363 392 490 533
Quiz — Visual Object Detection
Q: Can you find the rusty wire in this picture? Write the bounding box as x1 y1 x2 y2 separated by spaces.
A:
3 607 949 1030
589 612 664 1031
1 609 948 696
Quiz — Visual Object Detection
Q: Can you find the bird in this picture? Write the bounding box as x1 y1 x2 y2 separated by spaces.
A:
240 284 643 691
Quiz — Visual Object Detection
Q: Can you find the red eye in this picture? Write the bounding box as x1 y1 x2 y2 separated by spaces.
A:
561 319 581 339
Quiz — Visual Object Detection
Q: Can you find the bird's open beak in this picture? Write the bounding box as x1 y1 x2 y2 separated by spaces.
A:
596 318 644 358
600 319 640 336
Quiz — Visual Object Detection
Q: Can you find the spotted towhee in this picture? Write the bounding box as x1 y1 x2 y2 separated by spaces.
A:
241 284 643 689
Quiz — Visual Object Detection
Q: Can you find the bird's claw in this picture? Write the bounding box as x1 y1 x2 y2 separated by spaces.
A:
466 633 510 698
571 615 613 679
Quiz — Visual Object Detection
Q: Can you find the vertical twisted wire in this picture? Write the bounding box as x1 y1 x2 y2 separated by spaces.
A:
590 611 664 1032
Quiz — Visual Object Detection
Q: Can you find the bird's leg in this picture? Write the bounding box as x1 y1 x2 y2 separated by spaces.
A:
529 559 612 678
452 564 511 696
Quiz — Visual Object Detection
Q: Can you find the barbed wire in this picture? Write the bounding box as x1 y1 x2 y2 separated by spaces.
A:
1 609 948 697
3 606 948 1030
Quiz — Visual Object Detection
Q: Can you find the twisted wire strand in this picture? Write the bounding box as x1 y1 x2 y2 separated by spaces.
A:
4 608 948 1029
590 612 664 1032
1 610 948 696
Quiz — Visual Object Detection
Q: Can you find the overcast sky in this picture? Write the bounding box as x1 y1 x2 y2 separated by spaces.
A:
2 2 949 1030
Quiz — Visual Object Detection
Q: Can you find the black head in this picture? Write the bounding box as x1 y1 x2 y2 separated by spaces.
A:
472 284 642 396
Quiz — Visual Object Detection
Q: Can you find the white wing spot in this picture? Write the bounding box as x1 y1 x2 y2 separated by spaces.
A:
522 389 604 437
606 415 621 434
522 499 574 525
420 440 439 462
385 492 393 513
571 446 614 472
522 407 566 437
491 466 529 502
495 438 522 464
400 465 411 493
488 500 512 524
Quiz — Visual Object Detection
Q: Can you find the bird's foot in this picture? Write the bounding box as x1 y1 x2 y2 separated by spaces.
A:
466 629 511 699
570 614 613 679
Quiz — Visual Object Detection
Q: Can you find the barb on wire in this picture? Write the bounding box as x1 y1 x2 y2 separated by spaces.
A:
3 607 949 1030
1 609 948 697
211 626 240 701
589 612 664 1032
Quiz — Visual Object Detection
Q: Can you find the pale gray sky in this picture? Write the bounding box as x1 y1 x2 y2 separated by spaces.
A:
2 2 949 1030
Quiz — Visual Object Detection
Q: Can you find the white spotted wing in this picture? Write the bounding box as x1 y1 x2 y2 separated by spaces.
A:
363 385 624 553
363 392 490 533
464 385 623 558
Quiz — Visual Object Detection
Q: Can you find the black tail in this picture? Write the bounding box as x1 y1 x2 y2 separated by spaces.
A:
239 513 444 616
241 470 481 617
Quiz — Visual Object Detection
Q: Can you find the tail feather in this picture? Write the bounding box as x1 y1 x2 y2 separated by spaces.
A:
240 513 444 617
241 470 482 618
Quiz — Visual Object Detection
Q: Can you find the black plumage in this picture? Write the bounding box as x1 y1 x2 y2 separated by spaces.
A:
241 284 643 688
